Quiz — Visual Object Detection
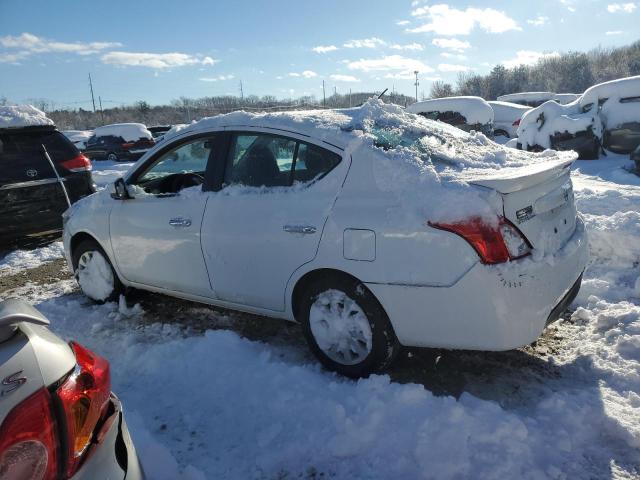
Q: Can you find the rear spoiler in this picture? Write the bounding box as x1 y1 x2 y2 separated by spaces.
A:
0 299 50 342
469 158 575 194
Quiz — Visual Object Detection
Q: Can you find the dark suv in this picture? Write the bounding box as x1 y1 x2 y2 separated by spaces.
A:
84 124 155 162
0 125 95 245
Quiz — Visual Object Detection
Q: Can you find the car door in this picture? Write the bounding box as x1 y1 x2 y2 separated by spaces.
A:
109 134 219 297
201 131 347 311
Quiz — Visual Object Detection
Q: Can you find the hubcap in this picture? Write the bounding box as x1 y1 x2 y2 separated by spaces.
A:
75 250 115 301
309 289 373 366
107 153 117 161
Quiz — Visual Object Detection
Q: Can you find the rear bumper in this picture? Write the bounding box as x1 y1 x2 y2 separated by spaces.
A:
367 217 589 351
71 394 144 480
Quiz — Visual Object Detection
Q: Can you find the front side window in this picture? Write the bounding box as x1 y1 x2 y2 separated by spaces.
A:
223 133 341 189
134 137 213 193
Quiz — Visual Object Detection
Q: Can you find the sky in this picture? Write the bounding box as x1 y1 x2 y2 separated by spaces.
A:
0 0 638 108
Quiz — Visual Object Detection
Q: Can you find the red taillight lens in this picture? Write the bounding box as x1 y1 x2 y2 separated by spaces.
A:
56 342 111 477
60 154 92 172
121 142 135 149
0 389 59 480
429 217 531 264
512 118 521 127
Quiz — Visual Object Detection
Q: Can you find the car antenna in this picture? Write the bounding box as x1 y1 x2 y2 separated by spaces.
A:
41 144 72 209
378 88 389 100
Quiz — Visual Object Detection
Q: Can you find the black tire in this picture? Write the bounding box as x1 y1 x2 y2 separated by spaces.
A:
72 239 123 303
106 152 118 161
298 275 400 378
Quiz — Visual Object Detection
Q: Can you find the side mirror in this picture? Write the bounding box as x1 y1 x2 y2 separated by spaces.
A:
111 177 132 200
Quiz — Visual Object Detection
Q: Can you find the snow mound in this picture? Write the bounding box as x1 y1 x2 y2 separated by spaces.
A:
516 100 602 150
0 105 54 128
93 123 152 141
0 241 64 275
406 96 494 125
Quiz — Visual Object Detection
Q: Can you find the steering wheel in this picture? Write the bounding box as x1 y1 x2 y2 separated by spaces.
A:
167 172 204 193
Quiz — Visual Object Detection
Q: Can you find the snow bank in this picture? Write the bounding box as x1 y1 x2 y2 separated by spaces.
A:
497 92 555 105
0 105 54 128
488 101 531 123
93 123 152 141
0 241 64 275
516 100 602 149
406 96 494 125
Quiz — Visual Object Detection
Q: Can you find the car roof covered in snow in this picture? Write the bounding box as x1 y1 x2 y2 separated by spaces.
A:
497 92 555 104
405 96 493 125
488 101 532 112
553 93 580 104
93 123 153 141
0 105 55 129
580 75 640 107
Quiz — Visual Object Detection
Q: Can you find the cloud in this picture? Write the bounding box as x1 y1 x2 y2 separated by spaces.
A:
288 70 318 78
0 32 121 62
432 38 470 52
607 3 637 12
312 45 338 53
329 74 360 82
347 55 433 75
502 50 560 68
408 5 520 35
396 20 410 26
440 52 467 60
437 63 471 72
101 51 217 69
199 74 234 82
606 30 623 35
527 15 549 26
343 37 387 48
390 43 424 51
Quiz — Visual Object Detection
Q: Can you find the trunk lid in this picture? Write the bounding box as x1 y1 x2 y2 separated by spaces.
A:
469 158 578 253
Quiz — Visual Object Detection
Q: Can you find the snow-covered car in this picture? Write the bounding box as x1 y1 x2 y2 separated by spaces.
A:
62 130 93 151
497 92 555 108
62 100 588 377
553 93 581 105
406 96 494 137
84 123 155 162
488 101 531 138
581 75 640 154
0 299 144 479
632 144 640 171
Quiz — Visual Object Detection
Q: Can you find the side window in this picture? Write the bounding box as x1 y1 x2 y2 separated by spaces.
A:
224 134 296 187
135 137 213 190
293 143 341 183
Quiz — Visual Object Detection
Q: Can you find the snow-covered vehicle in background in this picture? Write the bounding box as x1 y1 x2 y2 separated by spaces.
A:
62 100 587 377
497 92 580 108
406 96 494 137
62 130 93 151
84 123 155 162
580 75 640 154
488 101 531 138
516 76 640 159
0 299 144 479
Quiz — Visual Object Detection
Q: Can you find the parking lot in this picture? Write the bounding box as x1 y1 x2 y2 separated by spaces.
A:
1 153 639 479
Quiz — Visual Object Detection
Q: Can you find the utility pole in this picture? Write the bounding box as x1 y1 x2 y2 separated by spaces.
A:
239 80 244 102
98 96 104 125
88 73 96 113
322 80 326 108
413 71 419 103
349 88 352 108
334 86 337 96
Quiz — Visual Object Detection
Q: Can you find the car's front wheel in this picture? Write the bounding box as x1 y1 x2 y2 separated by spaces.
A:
107 152 118 161
298 275 399 377
72 240 123 303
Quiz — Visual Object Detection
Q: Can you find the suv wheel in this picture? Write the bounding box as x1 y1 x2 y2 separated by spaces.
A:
72 239 123 303
299 275 399 377
107 152 118 161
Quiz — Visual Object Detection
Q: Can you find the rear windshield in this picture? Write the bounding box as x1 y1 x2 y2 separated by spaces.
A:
0 129 79 184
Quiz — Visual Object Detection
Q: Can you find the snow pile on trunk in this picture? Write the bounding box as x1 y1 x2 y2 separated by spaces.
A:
580 75 640 129
406 96 494 125
0 105 54 128
93 123 153 141
0 241 64 275
497 92 555 105
516 100 602 149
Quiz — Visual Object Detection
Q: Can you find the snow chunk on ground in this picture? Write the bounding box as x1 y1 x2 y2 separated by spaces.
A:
93 123 152 141
0 105 54 128
406 96 494 125
0 241 64 275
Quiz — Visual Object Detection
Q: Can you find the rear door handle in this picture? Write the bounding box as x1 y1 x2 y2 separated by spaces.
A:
283 225 316 234
169 217 192 227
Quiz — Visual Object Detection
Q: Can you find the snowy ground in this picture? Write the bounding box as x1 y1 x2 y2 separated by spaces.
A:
1 155 639 479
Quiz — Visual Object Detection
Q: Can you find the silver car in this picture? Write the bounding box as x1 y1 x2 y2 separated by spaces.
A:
0 299 144 480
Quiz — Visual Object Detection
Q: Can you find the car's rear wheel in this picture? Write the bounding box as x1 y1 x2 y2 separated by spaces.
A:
298 275 399 377
494 129 509 138
72 239 123 303
107 152 118 161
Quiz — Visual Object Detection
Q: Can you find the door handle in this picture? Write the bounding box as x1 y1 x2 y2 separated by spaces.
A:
283 225 316 234
169 217 192 227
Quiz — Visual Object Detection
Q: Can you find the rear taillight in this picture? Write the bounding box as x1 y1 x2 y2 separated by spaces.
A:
430 217 531 264
56 342 111 477
0 389 59 480
60 154 92 172
121 142 135 149
512 118 521 127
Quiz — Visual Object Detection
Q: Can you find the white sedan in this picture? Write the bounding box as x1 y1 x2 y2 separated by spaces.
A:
63 102 588 377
